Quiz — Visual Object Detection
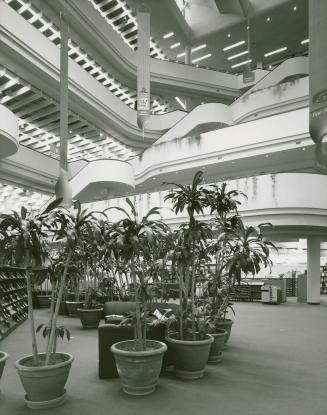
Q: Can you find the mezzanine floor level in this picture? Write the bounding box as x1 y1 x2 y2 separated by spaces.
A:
1 299 326 415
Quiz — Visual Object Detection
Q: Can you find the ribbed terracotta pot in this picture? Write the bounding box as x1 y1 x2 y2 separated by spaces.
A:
111 340 167 395
165 333 213 379
66 301 84 317
215 319 233 345
78 308 103 329
36 295 51 308
15 353 73 409
207 329 227 364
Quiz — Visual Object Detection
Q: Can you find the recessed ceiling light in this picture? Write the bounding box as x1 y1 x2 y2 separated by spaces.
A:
175 97 186 110
264 46 287 57
227 33 231 38
223 40 245 51
265 154 269 158
192 44 207 53
301 38 309 44
192 53 212 63
231 59 252 69
176 44 206 58
163 32 174 39
170 42 181 49
227 50 248 61
266 17 271 22
293 6 297 11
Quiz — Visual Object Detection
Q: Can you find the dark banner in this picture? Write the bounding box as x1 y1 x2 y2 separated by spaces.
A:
137 6 150 132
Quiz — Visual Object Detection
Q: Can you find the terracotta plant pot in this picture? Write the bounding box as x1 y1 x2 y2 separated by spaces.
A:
78 308 103 329
15 353 73 409
66 301 84 317
207 329 227 364
165 333 213 379
58 301 68 315
111 340 167 395
215 319 233 345
0 351 9 388
36 295 51 308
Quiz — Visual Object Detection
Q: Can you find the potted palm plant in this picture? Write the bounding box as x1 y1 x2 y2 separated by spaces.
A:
0 200 96 408
205 180 276 348
164 171 214 380
109 199 168 395
65 260 84 317
78 287 103 329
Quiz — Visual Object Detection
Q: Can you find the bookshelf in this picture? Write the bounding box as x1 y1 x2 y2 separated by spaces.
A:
0 266 28 341
320 266 327 294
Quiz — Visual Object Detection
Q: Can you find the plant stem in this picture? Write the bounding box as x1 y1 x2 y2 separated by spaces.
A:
45 280 56 362
131 256 143 351
178 265 184 340
45 250 72 365
190 243 196 341
26 266 39 366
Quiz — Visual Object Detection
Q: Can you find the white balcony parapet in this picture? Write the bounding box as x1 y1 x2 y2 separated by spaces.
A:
70 158 134 203
0 105 19 159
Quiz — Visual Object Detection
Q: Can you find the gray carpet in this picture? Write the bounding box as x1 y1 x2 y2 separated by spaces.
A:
1 299 326 415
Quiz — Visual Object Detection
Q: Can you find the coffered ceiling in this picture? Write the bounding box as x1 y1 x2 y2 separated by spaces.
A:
0 0 310 210
124 0 308 72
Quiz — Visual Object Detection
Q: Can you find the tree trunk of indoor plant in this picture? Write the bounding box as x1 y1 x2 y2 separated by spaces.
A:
25 259 39 366
45 250 72 365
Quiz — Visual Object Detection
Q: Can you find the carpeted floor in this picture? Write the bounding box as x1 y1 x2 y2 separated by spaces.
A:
1 298 326 415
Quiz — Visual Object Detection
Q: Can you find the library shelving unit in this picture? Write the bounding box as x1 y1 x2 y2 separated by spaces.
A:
0 265 28 341
320 266 327 294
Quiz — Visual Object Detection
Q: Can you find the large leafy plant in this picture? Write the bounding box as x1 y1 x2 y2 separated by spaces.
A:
164 171 212 340
0 199 62 365
0 199 98 366
108 198 169 351
205 182 276 326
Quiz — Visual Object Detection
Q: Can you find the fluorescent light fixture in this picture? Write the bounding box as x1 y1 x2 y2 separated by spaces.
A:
301 38 309 44
192 53 212 63
176 44 207 58
264 46 287 57
227 50 248 61
175 97 186 110
163 32 174 39
231 59 252 69
192 44 207 52
223 40 245 51
170 42 181 49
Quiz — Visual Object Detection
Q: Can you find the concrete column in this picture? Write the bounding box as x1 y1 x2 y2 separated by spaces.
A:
307 236 321 304
184 46 191 65
182 46 192 112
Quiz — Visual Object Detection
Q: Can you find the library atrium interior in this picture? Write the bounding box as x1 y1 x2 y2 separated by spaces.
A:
0 0 326 414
